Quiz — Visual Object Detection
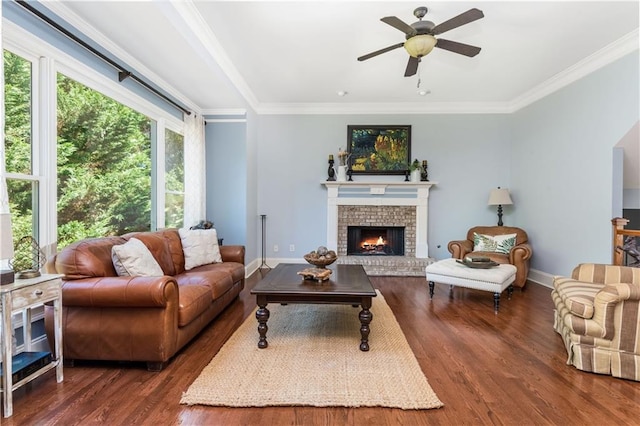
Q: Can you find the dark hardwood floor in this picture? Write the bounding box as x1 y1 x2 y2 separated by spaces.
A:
5 271 639 425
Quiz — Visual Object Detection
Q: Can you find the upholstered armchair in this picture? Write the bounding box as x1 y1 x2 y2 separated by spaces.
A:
448 226 532 287
552 263 640 381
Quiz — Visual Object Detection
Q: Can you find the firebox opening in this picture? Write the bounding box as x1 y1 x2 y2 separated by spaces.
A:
347 226 405 256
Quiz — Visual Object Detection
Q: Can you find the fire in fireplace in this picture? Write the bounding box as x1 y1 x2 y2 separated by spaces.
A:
347 226 405 256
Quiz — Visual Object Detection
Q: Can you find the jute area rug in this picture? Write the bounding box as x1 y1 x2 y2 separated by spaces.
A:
181 291 443 410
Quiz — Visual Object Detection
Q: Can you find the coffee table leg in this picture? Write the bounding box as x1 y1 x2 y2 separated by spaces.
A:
428 281 434 299
494 292 500 313
256 304 270 349
359 299 373 352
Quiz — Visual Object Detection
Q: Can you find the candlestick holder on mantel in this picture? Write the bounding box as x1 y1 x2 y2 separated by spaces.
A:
421 160 429 182
326 157 336 181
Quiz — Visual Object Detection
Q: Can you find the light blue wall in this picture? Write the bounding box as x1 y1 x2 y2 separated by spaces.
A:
236 51 638 276
511 51 639 276
204 109 260 266
613 147 623 215
245 108 259 263
205 121 247 246
254 114 511 261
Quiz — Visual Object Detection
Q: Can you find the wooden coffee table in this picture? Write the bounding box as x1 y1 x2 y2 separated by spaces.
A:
250 263 377 351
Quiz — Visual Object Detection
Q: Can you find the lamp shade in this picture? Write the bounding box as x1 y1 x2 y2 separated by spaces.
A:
488 188 513 206
0 213 14 260
404 34 437 58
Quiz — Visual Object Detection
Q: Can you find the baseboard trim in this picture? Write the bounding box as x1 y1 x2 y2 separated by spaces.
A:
527 268 554 289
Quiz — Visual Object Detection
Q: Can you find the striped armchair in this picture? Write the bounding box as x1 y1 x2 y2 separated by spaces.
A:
552 263 640 381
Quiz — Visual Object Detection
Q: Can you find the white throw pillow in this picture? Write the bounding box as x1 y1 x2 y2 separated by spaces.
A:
112 237 164 277
179 228 222 270
473 232 517 255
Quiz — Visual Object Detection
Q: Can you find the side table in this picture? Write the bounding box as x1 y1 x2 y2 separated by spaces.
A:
1 274 63 417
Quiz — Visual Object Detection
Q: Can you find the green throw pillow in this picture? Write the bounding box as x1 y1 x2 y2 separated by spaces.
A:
473 232 517 255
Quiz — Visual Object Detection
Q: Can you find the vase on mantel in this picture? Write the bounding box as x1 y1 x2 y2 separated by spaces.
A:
410 169 421 182
337 165 347 182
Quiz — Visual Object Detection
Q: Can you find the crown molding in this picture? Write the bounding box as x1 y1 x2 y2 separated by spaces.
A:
257 29 639 116
202 108 247 117
3 20 185 129
255 102 512 115
42 1 202 117
36 3 640 117
166 1 260 112
507 29 639 113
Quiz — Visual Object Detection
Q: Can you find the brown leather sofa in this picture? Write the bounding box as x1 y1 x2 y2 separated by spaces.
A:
448 225 532 287
44 228 245 370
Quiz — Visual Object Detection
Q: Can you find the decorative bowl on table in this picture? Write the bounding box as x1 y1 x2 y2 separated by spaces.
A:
303 246 338 268
456 256 499 269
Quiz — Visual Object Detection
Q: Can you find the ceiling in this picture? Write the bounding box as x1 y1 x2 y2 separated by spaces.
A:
46 1 639 115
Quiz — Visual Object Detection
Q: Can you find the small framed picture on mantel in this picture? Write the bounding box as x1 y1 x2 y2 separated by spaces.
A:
347 125 411 175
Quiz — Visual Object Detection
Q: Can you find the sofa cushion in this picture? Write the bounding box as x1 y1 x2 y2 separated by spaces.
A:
111 238 164 277
179 228 222 270
176 269 234 300
177 284 212 327
196 261 245 284
124 229 184 276
553 276 601 319
473 232 517 255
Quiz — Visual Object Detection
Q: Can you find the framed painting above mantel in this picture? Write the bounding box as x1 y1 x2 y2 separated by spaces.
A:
347 125 411 175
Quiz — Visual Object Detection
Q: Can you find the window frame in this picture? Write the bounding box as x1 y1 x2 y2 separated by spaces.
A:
3 19 186 255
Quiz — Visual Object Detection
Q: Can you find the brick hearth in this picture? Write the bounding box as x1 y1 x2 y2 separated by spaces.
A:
323 181 436 276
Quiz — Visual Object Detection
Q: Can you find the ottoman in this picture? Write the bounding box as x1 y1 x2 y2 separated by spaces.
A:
425 258 516 312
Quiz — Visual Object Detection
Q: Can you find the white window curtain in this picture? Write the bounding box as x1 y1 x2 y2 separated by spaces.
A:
183 112 206 228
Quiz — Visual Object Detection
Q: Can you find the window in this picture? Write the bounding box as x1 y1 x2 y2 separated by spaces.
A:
4 50 38 244
56 74 153 248
4 36 185 252
164 128 184 229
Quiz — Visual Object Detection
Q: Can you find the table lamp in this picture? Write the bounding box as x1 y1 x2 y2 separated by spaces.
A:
488 187 513 226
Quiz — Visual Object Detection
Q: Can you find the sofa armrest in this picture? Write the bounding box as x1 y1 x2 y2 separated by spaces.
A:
572 263 640 285
448 240 473 259
61 276 178 308
220 245 245 264
591 282 640 340
509 242 533 264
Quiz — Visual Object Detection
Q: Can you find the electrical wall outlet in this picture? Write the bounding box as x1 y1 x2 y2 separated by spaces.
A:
289 244 295 252
273 245 279 252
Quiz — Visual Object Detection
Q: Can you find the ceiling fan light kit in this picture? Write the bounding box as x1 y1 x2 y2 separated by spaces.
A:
358 5 484 77
404 34 437 58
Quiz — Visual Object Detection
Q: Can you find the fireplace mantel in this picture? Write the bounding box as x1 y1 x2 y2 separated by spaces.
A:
322 181 437 258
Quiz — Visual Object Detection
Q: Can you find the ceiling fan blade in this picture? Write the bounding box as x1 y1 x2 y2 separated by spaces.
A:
431 8 484 35
435 38 481 57
357 42 404 61
404 56 420 77
381 16 417 36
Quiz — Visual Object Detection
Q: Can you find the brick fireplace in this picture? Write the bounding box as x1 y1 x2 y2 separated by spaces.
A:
339 206 413 256
323 181 436 276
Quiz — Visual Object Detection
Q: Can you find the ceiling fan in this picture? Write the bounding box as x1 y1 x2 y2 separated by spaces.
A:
357 6 484 77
